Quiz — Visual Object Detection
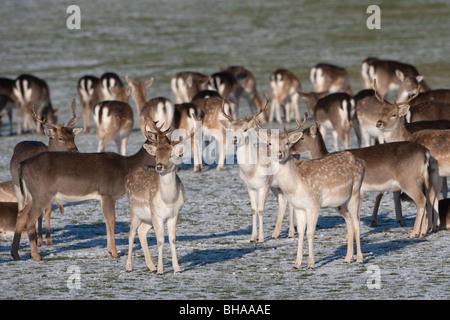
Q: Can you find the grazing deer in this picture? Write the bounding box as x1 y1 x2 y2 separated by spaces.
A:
206 70 239 119
138 97 175 136
360 57 430 99
219 99 294 242
10 101 81 246
375 81 448 234
11 124 161 261
290 123 440 236
254 115 365 269
269 69 301 123
310 63 352 95
313 92 355 151
13 74 58 135
0 77 17 135
0 202 20 237
125 118 193 274
297 90 329 117
93 86 133 155
171 71 209 103
77 72 124 133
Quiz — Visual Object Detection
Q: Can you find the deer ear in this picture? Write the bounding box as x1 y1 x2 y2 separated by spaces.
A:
395 69 405 81
44 128 56 138
143 143 157 156
72 128 83 136
256 131 269 144
219 120 230 129
310 124 319 138
416 75 424 83
398 104 410 117
288 132 303 144
173 143 185 157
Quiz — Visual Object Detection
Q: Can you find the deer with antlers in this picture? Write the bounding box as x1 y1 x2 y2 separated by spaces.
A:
219 98 295 242
375 80 446 235
125 116 194 274
254 113 365 269
9 101 81 246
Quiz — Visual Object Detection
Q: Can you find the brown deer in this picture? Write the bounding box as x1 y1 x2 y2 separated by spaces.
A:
269 69 301 123
310 63 352 95
171 71 208 103
254 114 365 269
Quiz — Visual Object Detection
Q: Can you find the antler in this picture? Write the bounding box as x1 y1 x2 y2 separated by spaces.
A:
220 98 234 122
30 103 61 129
144 113 173 144
66 99 81 128
284 112 308 135
373 79 385 104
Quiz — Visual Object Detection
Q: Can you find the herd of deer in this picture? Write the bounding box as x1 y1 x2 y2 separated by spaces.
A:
0 57 449 273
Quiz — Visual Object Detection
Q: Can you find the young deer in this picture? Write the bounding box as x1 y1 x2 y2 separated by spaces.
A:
219 99 294 242
10 101 81 246
375 81 447 234
125 118 192 274
255 114 365 269
269 69 301 123
93 86 133 155
290 123 440 237
310 63 352 95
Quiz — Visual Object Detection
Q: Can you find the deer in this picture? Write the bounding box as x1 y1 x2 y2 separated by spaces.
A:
254 114 365 269
360 57 430 99
206 70 239 119
375 80 449 234
0 181 16 202
10 100 82 246
438 199 450 230
0 77 17 135
125 117 194 274
219 98 295 242
310 63 352 95
11 120 162 261
137 97 175 137
269 69 301 123
0 202 20 237
312 92 355 151
13 74 58 135
171 71 209 104
408 89 450 106
290 123 440 237
93 86 133 155
406 101 450 123
297 90 329 117
77 72 124 133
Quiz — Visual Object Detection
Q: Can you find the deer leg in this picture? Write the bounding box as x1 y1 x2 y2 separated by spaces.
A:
271 188 287 239
405 188 427 239
393 191 406 226
152 216 165 275
339 204 355 264
348 194 363 263
306 205 320 269
167 216 181 273
101 197 118 258
256 185 270 243
37 214 44 247
288 204 295 238
248 189 258 242
294 208 307 269
371 192 384 227
137 222 156 272
126 214 140 272
11 201 32 260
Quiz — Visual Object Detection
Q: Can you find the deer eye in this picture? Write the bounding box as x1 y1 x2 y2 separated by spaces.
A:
391 114 397 118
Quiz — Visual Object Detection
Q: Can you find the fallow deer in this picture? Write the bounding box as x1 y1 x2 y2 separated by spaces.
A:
269 69 301 123
10 101 81 246
290 123 440 236
408 89 450 107
219 99 294 242
11 121 160 261
310 63 352 95
206 70 239 119
171 71 208 104
0 202 20 237
406 101 450 123
313 92 355 151
13 74 58 135
93 86 133 155
0 181 16 202
438 199 450 230
297 90 329 117
254 114 365 269
77 72 124 132
125 117 193 274
0 77 17 135
375 81 448 235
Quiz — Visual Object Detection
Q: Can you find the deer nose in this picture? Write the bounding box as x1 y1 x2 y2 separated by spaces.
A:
376 121 383 128
155 164 164 172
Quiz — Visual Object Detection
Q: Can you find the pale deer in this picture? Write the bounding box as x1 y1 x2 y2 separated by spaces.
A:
254 115 365 269
10 101 81 246
375 81 448 235
125 118 193 274
219 99 294 242
93 86 133 155
13 74 58 135
269 69 301 123
171 71 208 103
310 63 352 95
360 57 430 99
313 92 355 151
77 72 124 132
290 123 440 236
0 77 17 135
11 126 160 261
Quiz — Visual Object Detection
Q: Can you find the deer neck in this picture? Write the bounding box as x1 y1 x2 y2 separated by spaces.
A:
383 120 412 143
158 168 179 205
310 136 329 159
125 144 156 172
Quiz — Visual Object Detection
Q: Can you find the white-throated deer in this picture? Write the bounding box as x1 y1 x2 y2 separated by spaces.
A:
290 123 440 237
313 92 355 151
375 81 447 235
125 117 193 274
13 74 58 135
93 86 133 155
254 114 365 269
10 101 81 246
77 72 124 133
310 63 352 95
269 69 301 123
219 98 294 242
11 122 161 261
